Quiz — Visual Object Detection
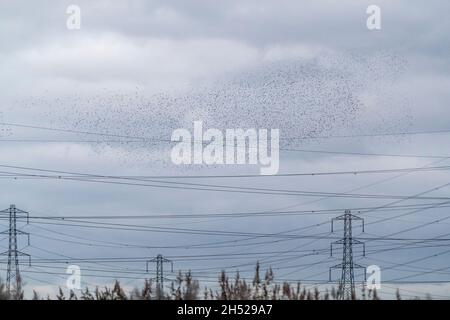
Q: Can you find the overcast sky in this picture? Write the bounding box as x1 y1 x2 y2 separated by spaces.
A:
1 0 450 299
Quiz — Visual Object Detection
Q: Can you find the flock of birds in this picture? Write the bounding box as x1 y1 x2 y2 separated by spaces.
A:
5 52 409 170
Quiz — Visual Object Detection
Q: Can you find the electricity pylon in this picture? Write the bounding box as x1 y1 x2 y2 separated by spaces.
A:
146 254 173 299
329 210 365 300
0 205 31 299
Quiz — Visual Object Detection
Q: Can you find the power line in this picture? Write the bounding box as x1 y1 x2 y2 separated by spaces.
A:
1 165 450 179
2 164 450 201
3 121 450 141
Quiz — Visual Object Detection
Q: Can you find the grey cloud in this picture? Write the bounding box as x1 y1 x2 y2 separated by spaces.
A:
0 0 450 299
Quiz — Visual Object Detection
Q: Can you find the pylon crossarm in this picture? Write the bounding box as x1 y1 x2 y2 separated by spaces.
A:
330 240 344 257
16 253 31 266
353 264 367 280
350 239 365 256
329 264 343 281
16 230 30 245
14 208 28 214
332 213 363 221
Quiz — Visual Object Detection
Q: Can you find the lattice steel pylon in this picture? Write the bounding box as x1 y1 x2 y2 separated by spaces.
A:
0 205 31 299
146 254 173 299
329 210 366 300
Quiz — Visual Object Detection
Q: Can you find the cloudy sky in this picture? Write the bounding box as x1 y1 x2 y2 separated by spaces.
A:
1 0 450 299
